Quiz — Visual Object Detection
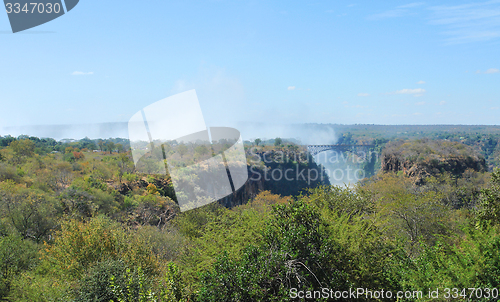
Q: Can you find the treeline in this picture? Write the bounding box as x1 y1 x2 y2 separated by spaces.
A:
0 135 130 155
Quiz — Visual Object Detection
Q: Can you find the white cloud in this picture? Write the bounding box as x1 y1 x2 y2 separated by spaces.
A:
416 80 426 84
429 1 500 44
491 107 500 110
413 112 422 115
287 86 296 90
172 79 191 92
368 9 408 20
475 68 499 74
398 2 425 8
71 71 94 75
485 68 500 74
368 2 424 20
415 101 426 105
440 101 447 105
357 93 370 97
326 9 335 13
389 88 426 94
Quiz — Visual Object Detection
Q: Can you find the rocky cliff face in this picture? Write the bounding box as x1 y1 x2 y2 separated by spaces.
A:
119 148 330 209
220 149 330 208
381 139 487 184
219 167 266 208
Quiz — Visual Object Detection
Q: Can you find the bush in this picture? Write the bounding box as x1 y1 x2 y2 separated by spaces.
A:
106 262 186 302
197 198 397 301
477 168 500 227
0 162 21 182
0 234 38 299
0 182 58 242
42 216 159 279
75 260 142 302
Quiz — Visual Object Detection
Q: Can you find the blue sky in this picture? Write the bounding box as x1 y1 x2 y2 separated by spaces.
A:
1 0 499 136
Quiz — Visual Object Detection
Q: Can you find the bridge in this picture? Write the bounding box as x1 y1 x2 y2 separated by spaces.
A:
307 144 375 156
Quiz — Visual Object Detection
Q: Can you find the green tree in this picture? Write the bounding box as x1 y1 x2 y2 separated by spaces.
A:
254 138 261 146
97 139 104 151
49 162 74 191
0 182 58 242
274 137 282 147
177 144 188 158
42 216 159 279
198 198 395 301
75 260 146 302
0 234 38 299
362 174 452 250
477 168 500 227
59 188 97 219
379 190 449 249
194 145 209 157
116 153 133 183
397 225 500 296
9 139 35 163
105 141 116 154
116 143 124 153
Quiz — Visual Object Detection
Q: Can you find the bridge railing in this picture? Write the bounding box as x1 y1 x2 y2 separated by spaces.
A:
306 144 375 156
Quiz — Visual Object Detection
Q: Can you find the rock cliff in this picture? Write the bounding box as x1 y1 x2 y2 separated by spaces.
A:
381 139 486 184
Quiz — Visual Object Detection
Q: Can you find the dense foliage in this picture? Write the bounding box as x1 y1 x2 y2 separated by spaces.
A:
0 132 500 301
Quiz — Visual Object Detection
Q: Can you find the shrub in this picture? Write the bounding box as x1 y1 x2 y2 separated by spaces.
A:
0 234 38 299
75 260 142 302
42 216 159 279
